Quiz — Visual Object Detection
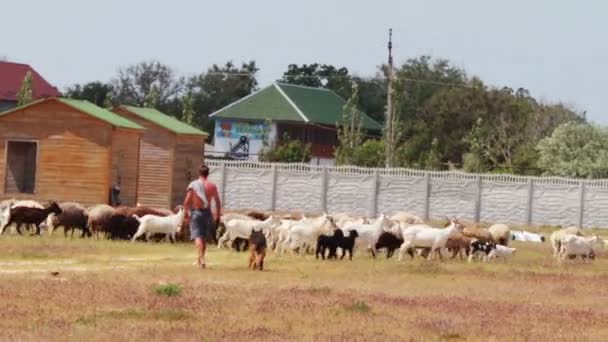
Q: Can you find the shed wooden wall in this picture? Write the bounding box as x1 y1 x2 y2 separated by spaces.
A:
111 129 141 206
112 107 175 209
0 101 112 206
171 135 205 208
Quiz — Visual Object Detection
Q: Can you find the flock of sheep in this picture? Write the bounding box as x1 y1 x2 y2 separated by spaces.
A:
218 210 606 264
0 199 186 242
1 198 606 265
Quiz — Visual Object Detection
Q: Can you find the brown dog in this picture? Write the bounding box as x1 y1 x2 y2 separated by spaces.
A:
248 229 267 271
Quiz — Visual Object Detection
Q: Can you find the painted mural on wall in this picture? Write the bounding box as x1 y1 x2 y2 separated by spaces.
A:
215 119 267 140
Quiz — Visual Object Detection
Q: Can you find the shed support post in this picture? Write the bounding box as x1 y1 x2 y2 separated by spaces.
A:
423 172 431 220
474 175 482 223
321 166 328 213
526 179 534 225
578 181 585 228
270 165 278 211
370 170 379 218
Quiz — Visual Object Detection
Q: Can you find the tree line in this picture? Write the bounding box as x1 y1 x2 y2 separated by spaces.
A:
59 57 607 178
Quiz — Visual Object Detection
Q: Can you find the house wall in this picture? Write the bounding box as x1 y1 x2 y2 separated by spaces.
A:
171 135 206 208
112 107 175 209
0 101 112 206
213 119 276 160
111 129 141 206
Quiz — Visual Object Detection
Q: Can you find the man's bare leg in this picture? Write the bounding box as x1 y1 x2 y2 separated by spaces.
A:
195 238 206 268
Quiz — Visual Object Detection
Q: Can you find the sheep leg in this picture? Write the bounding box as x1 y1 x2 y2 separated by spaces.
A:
0 220 11 235
15 223 23 235
398 241 412 261
131 228 145 243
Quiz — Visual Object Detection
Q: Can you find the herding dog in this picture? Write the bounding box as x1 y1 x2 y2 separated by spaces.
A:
249 229 267 271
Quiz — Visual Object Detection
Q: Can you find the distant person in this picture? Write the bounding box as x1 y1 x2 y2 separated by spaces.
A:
183 163 222 269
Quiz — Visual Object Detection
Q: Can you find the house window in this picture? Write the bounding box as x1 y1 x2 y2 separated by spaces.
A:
4 140 37 194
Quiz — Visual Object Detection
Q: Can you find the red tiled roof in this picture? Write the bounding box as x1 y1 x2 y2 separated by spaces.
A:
0 61 61 101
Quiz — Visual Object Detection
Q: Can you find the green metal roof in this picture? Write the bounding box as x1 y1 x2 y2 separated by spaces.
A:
118 105 208 136
0 98 144 130
209 83 382 130
209 85 303 122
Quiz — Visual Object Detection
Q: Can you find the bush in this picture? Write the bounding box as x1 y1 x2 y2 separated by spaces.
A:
260 133 311 163
154 283 182 297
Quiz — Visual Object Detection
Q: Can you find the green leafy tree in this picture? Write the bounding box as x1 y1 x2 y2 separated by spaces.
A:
354 140 386 167
16 71 34 106
187 61 258 133
144 85 160 108
181 90 195 126
64 82 113 107
335 82 364 165
111 60 184 113
536 122 608 178
260 133 311 163
279 63 352 99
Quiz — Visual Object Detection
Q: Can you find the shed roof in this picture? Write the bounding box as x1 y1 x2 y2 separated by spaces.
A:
209 83 382 130
0 61 61 101
0 98 144 130
116 105 208 136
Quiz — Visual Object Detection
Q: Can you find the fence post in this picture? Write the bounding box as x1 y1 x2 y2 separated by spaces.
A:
370 170 379 218
578 180 585 228
423 172 431 220
320 166 329 213
220 162 227 207
526 178 534 225
474 175 482 223
270 164 278 211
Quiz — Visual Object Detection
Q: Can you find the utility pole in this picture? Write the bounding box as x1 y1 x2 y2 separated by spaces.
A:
384 28 394 168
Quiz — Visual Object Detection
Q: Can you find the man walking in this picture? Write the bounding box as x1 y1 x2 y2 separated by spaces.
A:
183 164 221 269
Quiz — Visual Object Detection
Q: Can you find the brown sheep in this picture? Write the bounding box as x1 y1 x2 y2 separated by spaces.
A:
445 233 473 259
462 225 496 244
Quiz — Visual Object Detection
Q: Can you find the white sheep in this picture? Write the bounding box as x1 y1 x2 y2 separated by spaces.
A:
398 219 464 261
390 211 424 225
558 235 604 262
131 207 184 243
282 214 337 254
488 223 511 246
550 226 584 257
488 245 517 260
345 214 392 258
218 215 281 248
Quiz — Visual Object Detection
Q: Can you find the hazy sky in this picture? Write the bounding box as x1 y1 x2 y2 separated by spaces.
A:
2 0 606 123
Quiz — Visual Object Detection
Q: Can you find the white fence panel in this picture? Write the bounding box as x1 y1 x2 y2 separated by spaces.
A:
480 182 528 224
583 187 608 227
276 170 323 213
224 168 273 211
532 183 578 226
377 175 426 217
429 178 477 220
327 173 374 215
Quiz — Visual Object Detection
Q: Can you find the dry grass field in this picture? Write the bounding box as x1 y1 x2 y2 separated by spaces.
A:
0 231 607 341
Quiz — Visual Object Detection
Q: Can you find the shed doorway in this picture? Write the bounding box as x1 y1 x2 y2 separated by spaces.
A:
4 140 37 194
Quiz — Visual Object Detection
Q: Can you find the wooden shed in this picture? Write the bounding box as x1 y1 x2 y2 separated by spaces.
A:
112 105 207 209
0 98 144 206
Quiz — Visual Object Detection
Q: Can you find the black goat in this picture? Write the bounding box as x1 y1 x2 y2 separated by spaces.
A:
1 202 62 235
337 230 359 260
102 214 140 240
375 232 404 259
316 229 344 260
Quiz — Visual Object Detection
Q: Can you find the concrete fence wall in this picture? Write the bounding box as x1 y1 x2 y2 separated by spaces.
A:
206 160 608 228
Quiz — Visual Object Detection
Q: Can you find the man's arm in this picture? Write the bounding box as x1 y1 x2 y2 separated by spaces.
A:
212 184 222 220
183 189 193 219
